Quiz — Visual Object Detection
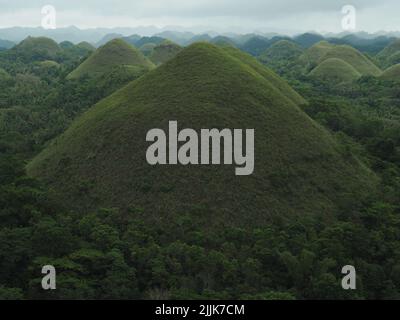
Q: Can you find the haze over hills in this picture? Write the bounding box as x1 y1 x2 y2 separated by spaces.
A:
28 43 376 228
67 38 155 80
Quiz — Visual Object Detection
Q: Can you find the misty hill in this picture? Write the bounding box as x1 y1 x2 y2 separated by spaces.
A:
259 40 303 65
309 58 361 84
149 41 183 65
329 34 394 54
293 33 325 48
0 39 15 50
67 39 155 80
210 36 237 47
28 43 376 227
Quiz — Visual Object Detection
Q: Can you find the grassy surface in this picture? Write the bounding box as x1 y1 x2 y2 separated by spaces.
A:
309 58 361 84
149 40 182 65
319 44 382 76
380 64 400 81
299 41 382 76
377 39 400 67
28 43 377 228
67 39 155 79
12 36 62 61
259 40 303 63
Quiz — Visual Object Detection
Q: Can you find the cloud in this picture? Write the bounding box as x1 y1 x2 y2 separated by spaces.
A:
0 0 399 33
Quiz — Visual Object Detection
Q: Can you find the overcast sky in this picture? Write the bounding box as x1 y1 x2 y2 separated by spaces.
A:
0 0 399 34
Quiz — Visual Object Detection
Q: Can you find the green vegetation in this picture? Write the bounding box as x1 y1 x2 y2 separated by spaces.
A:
29 43 375 226
299 41 382 78
67 39 154 79
377 39 400 67
1 34 400 300
380 64 400 81
10 36 62 62
149 40 182 65
319 45 382 76
309 58 362 84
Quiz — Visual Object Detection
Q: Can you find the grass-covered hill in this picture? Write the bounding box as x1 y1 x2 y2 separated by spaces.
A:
259 40 304 64
139 43 157 57
293 33 325 48
28 43 377 228
300 41 382 76
309 58 362 84
380 64 400 81
149 41 183 65
67 39 155 79
298 41 334 69
377 39 400 67
10 36 62 62
319 44 382 76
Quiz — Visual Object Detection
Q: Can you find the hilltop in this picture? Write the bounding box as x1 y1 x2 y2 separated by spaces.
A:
149 41 182 65
377 39 400 67
67 39 155 79
309 58 361 84
380 64 400 81
259 40 303 64
319 44 382 76
28 43 376 228
11 36 62 61
300 41 382 76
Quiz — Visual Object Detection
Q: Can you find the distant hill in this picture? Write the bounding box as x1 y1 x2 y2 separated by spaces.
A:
298 41 335 69
28 43 376 227
328 35 394 54
293 33 325 48
380 64 400 81
259 40 303 64
240 36 271 56
134 36 165 48
210 36 237 47
139 43 157 57
10 36 62 62
96 33 123 47
67 39 155 80
319 44 382 76
309 58 361 84
0 39 15 50
377 39 400 67
300 41 382 76
149 41 182 65
185 34 212 45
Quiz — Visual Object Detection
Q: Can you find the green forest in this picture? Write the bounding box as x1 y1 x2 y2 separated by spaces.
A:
0 32 400 300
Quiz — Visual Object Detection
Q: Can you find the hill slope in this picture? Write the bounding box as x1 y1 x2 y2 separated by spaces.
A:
259 40 303 63
319 44 382 76
12 36 61 61
299 41 382 76
380 64 400 81
149 41 182 65
67 39 154 79
309 58 361 83
28 43 376 227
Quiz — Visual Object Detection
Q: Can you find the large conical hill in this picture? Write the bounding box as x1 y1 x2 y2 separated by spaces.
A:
28 43 377 228
67 39 155 79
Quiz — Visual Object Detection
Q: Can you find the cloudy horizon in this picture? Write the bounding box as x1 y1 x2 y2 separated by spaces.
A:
0 0 400 35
